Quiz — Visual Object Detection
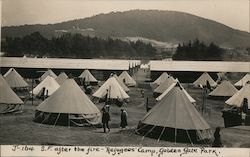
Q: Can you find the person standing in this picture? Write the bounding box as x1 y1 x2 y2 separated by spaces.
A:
120 109 128 129
212 127 223 147
102 108 110 133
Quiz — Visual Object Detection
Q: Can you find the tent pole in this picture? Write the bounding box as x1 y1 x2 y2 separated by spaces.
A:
174 128 177 145
186 130 194 146
157 127 166 142
31 78 34 106
53 113 60 127
39 113 51 127
142 125 156 140
68 114 70 128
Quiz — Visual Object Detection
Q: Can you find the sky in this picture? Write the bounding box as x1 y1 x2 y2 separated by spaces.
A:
1 0 250 32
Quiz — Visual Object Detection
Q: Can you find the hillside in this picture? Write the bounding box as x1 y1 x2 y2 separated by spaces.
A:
2 10 250 48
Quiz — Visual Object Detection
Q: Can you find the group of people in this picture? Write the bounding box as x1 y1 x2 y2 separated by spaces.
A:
101 105 128 133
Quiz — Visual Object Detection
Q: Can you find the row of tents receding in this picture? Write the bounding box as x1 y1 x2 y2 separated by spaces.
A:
151 72 250 108
1 68 249 143
0 68 136 124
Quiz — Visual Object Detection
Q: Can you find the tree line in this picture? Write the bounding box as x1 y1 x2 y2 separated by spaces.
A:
173 39 224 61
1 32 157 59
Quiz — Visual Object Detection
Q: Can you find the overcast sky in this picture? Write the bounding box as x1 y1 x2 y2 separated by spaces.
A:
1 0 250 32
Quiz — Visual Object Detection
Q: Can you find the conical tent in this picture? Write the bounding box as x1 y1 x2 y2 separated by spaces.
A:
234 74 250 87
209 80 238 97
4 68 29 88
113 74 129 92
226 83 250 108
31 75 60 96
118 71 136 87
193 72 217 87
40 69 57 81
3 68 14 77
138 84 211 142
56 72 68 85
79 69 98 83
93 76 129 100
152 72 169 86
35 79 101 126
156 81 196 104
154 76 175 94
0 75 23 104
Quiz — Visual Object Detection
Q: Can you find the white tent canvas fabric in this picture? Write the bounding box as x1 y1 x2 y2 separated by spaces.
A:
56 72 68 85
152 72 169 85
154 76 175 94
79 69 98 83
32 75 60 96
40 69 57 81
156 81 196 104
226 83 250 108
193 72 217 87
113 74 129 92
0 74 23 104
93 76 129 100
141 85 210 130
209 80 238 97
37 79 100 116
4 68 29 88
3 68 14 77
234 74 250 87
118 71 136 87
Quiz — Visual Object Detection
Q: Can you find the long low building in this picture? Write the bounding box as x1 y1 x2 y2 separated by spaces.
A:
0 57 142 80
150 60 250 83
0 57 130 70
150 60 250 72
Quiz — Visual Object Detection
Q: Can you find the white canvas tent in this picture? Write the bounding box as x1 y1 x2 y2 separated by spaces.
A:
35 79 101 126
79 69 98 83
40 69 57 81
118 71 136 87
234 74 250 87
55 72 68 85
152 72 169 86
156 81 196 104
31 75 60 96
154 76 175 94
113 74 129 92
137 84 211 143
209 80 238 97
93 76 129 100
3 68 14 77
226 83 250 108
4 68 29 88
193 72 217 87
0 74 23 113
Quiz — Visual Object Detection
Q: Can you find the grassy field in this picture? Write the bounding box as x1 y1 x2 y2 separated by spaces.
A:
0 69 250 147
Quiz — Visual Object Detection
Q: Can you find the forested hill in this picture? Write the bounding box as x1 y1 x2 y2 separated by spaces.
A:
1 32 157 59
2 10 250 48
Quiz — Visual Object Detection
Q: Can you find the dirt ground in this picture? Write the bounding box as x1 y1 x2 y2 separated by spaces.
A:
0 68 250 148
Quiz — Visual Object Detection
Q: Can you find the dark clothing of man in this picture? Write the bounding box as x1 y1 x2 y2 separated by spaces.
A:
102 111 110 133
120 110 128 128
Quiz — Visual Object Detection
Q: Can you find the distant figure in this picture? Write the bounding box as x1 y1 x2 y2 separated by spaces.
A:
146 97 150 112
141 88 144 98
123 78 126 84
102 108 110 133
212 127 223 147
120 109 128 129
206 80 211 92
242 98 248 114
105 89 109 105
